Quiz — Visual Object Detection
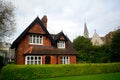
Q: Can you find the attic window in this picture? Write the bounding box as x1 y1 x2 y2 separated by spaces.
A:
29 35 43 45
57 41 65 49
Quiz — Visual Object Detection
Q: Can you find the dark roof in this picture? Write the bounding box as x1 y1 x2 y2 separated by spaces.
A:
11 17 55 49
24 42 77 55
54 31 68 41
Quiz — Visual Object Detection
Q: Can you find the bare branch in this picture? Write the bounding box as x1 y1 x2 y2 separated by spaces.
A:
0 0 16 40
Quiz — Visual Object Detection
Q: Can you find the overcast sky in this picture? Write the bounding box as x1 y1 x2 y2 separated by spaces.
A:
6 0 120 42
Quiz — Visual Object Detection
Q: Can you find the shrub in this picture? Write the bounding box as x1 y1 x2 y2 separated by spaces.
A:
0 56 4 72
1 63 120 80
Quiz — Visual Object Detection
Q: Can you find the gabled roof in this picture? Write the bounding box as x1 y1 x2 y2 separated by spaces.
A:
54 31 68 41
91 32 104 46
11 17 55 49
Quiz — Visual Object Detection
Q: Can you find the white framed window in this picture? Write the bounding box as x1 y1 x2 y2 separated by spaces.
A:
61 56 70 64
57 41 65 49
29 35 43 45
25 55 42 65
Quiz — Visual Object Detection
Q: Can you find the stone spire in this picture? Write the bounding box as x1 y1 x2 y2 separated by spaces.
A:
84 23 89 38
42 15 47 28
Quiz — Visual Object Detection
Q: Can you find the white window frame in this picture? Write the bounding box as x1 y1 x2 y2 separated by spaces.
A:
57 41 65 49
25 55 42 65
61 56 70 64
29 35 43 45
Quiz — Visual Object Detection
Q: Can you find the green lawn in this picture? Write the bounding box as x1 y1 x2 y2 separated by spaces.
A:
38 72 120 80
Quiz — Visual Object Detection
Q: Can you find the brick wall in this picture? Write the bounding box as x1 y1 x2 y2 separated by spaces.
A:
17 35 29 64
70 55 76 64
50 55 57 64
29 23 45 34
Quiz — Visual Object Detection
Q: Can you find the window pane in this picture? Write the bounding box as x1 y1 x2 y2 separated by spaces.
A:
30 35 32 43
39 36 42 44
33 36 35 43
27 61 30 65
35 57 37 60
35 61 37 65
37 36 39 43
27 57 29 60
31 61 33 64
31 57 33 60
38 57 41 60
38 61 41 64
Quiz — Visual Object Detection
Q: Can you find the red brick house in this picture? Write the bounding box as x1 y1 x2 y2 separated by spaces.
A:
11 15 77 65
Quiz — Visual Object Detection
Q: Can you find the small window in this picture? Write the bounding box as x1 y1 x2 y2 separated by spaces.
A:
61 56 70 64
25 55 42 65
29 35 43 45
57 41 65 49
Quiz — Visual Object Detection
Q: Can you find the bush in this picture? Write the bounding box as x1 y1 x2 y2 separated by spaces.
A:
0 56 4 72
1 63 120 80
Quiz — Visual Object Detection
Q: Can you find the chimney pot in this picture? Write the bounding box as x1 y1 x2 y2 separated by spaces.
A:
42 15 47 28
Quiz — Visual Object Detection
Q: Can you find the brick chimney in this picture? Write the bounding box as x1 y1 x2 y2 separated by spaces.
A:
42 15 47 28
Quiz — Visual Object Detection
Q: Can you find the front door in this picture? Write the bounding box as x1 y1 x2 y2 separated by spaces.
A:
45 56 51 64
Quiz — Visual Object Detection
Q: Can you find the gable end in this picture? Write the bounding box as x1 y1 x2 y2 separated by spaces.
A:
11 17 55 49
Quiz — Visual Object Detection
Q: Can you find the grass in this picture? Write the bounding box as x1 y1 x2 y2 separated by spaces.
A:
38 72 120 80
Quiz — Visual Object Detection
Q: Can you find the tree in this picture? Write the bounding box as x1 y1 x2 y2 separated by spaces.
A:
73 36 110 63
0 0 15 41
110 29 120 62
92 45 110 63
73 36 92 52
73 36 93 62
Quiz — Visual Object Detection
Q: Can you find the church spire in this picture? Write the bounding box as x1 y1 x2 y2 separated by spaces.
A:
84 22 89 38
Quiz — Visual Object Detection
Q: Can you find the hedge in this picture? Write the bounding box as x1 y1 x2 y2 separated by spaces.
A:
1 63 120 80
0 56 4 73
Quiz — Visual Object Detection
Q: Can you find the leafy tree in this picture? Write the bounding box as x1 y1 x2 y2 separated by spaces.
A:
110 29 120 62
73 36 92 62
92 45 110 63
0 0 15 41
73 36 111 63
73 36 92 52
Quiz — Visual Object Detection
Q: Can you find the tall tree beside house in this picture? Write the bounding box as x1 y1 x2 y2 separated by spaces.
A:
0 0 15 42
73 36 92 62
73 36 92 51
110 29 120 62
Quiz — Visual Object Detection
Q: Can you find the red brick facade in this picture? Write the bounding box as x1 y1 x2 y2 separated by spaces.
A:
12 16 77 65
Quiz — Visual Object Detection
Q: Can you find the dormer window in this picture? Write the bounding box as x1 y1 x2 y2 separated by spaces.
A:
57 41 65 49
29 35 43 45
